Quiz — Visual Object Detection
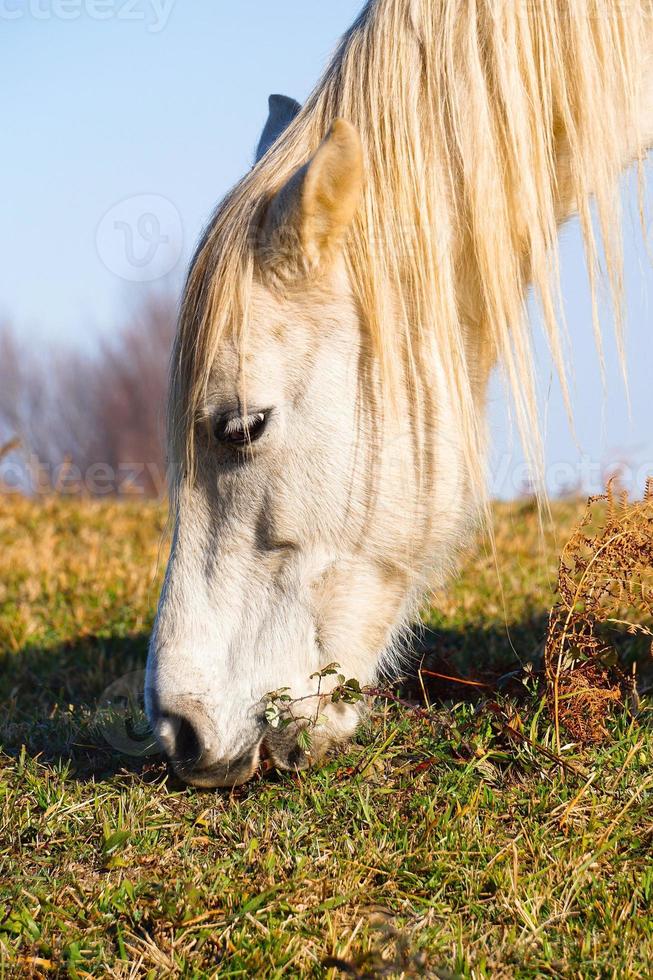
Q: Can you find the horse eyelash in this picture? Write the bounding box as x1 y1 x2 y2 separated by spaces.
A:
220 413 266 438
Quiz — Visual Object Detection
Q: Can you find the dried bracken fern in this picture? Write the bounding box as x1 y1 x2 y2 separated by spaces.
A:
545 481 653 747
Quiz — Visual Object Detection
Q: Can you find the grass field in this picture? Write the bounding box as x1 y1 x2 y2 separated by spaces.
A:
0 496 651 978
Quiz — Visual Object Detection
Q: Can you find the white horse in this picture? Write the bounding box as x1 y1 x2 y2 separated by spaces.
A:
146 0 653 786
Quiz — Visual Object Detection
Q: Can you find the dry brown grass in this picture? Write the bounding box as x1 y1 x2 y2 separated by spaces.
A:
545 482 653 746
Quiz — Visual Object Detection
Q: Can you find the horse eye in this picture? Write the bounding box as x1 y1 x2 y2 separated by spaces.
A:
214 411 269 448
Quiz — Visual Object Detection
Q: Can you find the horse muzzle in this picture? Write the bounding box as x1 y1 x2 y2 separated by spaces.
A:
150 697 312 787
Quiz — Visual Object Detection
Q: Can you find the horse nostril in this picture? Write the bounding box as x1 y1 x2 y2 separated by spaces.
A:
157 713 202 765
176 715 202 763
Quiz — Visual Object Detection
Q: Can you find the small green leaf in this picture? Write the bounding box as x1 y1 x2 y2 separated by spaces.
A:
264 687 291 699
310 662 342 680
296 728 312 753
265 702 281 728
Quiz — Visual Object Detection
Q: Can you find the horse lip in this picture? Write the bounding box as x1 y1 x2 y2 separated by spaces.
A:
172 736 304 786
172 743 262 788
173 760 258 789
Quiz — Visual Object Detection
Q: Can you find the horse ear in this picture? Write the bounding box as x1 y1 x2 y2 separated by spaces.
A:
259 119 364 278
255 94 302 163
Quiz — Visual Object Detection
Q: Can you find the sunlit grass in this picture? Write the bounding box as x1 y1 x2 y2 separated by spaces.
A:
0 496 651 978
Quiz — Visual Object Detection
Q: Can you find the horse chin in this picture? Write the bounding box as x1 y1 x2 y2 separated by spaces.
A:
175 767 257 790
172 748 262 789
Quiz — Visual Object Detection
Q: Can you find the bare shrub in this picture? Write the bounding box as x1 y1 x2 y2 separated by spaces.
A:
545 481 653 745
0 290 176 496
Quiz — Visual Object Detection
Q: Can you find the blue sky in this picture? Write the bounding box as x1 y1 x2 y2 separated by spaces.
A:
2 0 651 496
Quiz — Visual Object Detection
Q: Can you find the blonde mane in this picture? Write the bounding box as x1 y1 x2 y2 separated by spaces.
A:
170 0 651 496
